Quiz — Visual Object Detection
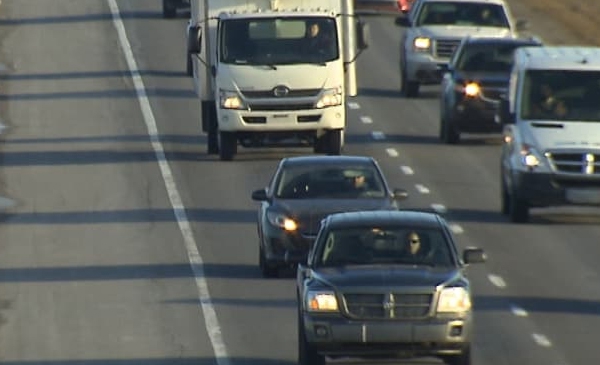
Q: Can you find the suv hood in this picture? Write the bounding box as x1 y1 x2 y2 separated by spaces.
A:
313 265 461 288
521 121 600 151
417 26 513 39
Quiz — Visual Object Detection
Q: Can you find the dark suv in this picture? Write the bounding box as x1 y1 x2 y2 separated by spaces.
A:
439 36 542 144
296 210 486 365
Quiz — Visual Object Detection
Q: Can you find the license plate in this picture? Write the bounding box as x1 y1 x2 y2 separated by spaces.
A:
565 188 600 204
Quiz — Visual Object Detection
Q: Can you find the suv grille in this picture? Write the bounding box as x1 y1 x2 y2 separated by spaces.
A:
547 151 600 175
343 293 433 320
435 39 461 58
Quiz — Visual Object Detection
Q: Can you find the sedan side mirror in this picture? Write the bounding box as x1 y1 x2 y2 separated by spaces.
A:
251 188 268 201
392 188 409 200
463 247 486 264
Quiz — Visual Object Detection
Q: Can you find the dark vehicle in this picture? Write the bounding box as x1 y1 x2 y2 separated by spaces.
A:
439 36 543 144
251 156 408 278
296 210 486 365
162 0 189 18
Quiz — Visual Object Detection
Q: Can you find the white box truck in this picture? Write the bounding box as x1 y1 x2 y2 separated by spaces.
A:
186 0 369 160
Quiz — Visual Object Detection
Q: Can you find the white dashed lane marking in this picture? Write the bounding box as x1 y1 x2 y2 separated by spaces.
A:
415 184 430 194
510 305 528 317
348 102 360 109
371 131 386 140
360 116 373 124
532 333 552 347
430 204 447 214
400 166 414 175
386 148 399 157
488 274 507 288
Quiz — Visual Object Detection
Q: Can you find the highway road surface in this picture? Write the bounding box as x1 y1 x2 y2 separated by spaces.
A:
0 1 598 364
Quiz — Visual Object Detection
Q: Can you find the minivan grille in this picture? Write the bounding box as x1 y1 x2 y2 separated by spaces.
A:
547 151 600 175
343 293 433 320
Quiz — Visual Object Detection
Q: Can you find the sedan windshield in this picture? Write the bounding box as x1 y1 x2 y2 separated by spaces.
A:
274 165 386 199
416 2 509 28
315 227 454 267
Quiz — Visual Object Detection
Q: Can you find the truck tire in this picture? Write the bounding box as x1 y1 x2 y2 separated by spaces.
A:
298 310 325 365
186 54 193 77
218 131 237 161
325 129 342 155
162 0 176 18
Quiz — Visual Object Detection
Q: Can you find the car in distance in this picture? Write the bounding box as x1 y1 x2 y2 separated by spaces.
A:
251 156 408 278
296 210 486 365
439 36 543 144
396 0 528 97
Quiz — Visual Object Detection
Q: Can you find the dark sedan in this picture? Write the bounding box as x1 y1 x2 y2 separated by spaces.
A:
251 155 408 278
296 210 486 365
439 36 543 144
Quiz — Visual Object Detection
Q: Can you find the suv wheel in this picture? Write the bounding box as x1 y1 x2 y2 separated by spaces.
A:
400 66 420 98
442 345 471 365
509 188 530 223
298 309 326 365
259 245 279 278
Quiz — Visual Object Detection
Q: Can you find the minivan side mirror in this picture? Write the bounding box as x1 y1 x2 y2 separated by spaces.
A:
187 24 202 54
356 20 370 50
498 96 515 125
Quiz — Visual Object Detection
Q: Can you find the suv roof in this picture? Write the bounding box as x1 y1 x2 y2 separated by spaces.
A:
325 210 444 229
515 46 600 71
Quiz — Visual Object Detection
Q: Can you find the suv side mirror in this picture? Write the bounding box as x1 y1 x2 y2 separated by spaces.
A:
463 247 486 264
394 16 410 27
251 188 268 201
187 24 202 54
498 96 515 125
356 20 370 50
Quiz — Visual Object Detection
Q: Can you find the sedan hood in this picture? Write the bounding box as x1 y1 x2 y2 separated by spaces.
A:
277 199 395 234
313 265 461 289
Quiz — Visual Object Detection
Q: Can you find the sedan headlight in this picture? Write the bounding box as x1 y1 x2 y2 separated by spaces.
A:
315 87 343 109
306 291 339 312
220 89 246 110
413 37 431 52
437 287 471 313
266 211 298 231
519 143 543 168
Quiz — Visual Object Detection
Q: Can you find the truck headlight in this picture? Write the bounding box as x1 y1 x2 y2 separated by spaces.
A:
519 143 543 168
220 90 246 110
306 291 339 312
437 287 471 313
315 87 343 109
266 211 298 231
413 37 431 52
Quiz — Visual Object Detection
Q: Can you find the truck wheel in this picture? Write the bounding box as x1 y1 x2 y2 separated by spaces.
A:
207 120 219 155
186 54 193 77
259 245 279 278
442 345 471 365
509 188 530 223
325 129 342 155
298 310 325 365
218 131 237 161
162 0 176 18
441 117 460 144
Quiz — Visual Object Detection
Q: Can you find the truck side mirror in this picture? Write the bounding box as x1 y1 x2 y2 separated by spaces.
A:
356 20 370 50
498 96 515 125
516 19 529 32
187 25 202 54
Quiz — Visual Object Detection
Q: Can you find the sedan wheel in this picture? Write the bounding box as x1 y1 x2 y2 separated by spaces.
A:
259 245 278 278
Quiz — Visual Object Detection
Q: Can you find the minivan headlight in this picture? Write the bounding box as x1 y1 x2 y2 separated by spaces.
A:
519 143 543 168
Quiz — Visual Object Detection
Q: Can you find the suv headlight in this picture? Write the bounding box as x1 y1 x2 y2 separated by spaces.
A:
315 87 343 108
220 90 246 110
266 211 298 231
519 143 543 168
306 291 339 312
455 82 480 97
413 37 431 52
437 287 471 313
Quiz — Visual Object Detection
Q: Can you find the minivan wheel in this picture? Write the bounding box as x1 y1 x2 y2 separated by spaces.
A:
509 189 530 223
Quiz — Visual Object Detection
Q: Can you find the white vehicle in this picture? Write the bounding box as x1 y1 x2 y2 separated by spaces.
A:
498 46 600 223
396 0 527 98
187 0 369 160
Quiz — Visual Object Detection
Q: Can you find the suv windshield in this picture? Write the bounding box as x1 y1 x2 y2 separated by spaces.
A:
521 70 600 121
416 2 509 28
220 17 339 65
315 227 454 267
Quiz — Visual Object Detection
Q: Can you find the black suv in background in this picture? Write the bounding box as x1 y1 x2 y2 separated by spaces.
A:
439 36 543 144
296 210 486 365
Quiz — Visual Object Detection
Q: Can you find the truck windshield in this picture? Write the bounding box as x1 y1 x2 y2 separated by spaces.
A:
521 70 600 121
219 17 339 65
416 2 509 28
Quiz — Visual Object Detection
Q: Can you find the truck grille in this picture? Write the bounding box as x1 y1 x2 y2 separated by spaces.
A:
343 293 433 320
435 39 461 58
248 103 314 111
547 151 600 175
241 89 321 98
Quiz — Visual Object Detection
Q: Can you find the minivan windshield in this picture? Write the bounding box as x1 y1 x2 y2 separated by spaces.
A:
521 70 600 121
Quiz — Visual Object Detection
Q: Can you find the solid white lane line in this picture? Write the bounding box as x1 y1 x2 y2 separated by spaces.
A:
510 305 528 317
487 274 507 288
386 148 399 157
532 333 552 347
371 131 386 140
360 116 373 124
108 2 230 365
415 184 430 194
400 166 414 175
348 101 360 109
431 204 447 214
449 224 463 234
